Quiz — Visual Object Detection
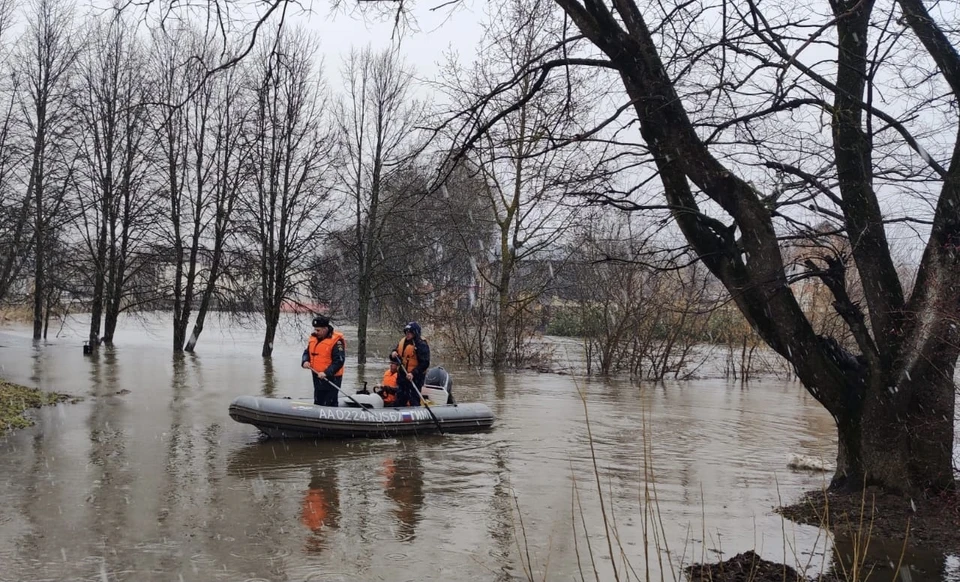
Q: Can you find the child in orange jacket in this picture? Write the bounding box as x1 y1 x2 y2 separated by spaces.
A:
375 360 399 406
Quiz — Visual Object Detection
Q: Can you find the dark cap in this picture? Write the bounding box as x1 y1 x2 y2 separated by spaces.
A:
312 316 330 328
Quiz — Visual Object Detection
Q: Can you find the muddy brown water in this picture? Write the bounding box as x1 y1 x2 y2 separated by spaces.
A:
0 313 952 581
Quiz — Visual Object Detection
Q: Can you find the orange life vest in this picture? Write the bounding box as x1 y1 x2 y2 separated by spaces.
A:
396 338 420 373
380 369 398 405
308 331 345 376
381 368 398 388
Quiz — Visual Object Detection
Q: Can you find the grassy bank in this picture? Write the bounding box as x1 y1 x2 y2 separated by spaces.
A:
0 304 34 324
0 379 70 432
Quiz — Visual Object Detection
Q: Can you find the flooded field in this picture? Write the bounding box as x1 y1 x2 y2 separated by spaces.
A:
0 312 919 581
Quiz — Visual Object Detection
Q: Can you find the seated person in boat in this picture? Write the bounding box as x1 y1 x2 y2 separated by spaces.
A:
373 359 399 406
390 321 430 407
301 316 345 407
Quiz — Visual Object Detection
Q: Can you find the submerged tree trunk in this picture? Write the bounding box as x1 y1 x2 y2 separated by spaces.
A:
173 245 198 352
88 228 106 348
827 355 956 491
357 279 370 365
102 233 124 345
103 290 119 345
184 261 217 354
491 261 512 368
32 243 44 340
261 304 279 358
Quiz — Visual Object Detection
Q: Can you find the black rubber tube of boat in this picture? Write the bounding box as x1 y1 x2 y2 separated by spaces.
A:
395 359 444 435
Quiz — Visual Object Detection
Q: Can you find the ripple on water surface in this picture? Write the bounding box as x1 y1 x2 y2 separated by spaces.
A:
0 324 851 581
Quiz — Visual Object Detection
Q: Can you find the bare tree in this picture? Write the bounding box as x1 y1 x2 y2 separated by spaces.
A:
16 0 81 339
75 14 157 347
539 0 960 492
0 0 30 304
441 0 601 368
240 28 335 357
558 217 702 378
183 63 252 352
367 0 960 492
332 45 426 364
414 162 499 362
149 28 253 352
149 27 221 352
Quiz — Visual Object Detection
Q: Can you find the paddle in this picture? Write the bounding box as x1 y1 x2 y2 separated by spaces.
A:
393 357 444 435
309 369 389 432
308 365 376 411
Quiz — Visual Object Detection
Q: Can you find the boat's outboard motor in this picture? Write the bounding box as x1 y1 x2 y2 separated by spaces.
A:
421 367 454 405
424 367 451 392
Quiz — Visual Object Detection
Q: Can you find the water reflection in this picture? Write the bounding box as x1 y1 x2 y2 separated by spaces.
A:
262 356 276 397
227 439 376 477
30 340 43 386
380 453 423 542
488 442 519 581
302 462 341 554
86 347 131 578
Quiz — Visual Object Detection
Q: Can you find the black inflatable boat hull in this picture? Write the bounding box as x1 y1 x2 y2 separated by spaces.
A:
229 395 495 438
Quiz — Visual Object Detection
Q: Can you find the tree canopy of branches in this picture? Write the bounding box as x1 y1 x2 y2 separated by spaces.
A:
75 15 157 347
361 0 960 494
541 0 958 494
440 0 604 368
0 0 30 305
18 0 82 339
240 28 335 357
332 45 426 364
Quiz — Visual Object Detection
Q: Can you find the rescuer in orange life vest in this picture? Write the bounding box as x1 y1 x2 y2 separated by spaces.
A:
301 316 345 406
374 358 400 406
389 321 430 407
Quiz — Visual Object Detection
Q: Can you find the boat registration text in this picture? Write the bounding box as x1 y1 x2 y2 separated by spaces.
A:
315 408 434 422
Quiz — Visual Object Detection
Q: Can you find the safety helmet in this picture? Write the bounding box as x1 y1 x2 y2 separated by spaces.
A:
403 321 421 336
312 316 329 329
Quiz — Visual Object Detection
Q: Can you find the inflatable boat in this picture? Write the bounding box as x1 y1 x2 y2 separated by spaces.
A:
229 368 495 439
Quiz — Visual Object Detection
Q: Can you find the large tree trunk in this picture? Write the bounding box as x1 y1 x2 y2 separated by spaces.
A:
185 247 224 353
173 241 200 352
31 158 45 341
168 159 185 352
832 363 956 492
103 296 119 345
102 243 124 345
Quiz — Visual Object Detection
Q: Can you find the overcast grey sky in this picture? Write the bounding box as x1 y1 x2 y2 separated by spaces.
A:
296 0 485 86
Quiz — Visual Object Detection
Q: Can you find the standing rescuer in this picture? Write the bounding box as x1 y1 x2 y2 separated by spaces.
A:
301 316 345 406
390 321 430 407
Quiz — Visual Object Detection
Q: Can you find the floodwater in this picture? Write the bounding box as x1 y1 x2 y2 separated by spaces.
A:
0 313 947 581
